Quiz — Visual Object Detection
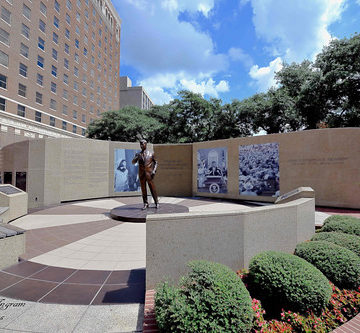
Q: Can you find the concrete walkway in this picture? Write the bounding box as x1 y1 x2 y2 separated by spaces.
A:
1 196 356 332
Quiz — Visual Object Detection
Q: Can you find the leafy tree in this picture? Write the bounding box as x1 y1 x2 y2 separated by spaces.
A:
315 33 360 127
86 106 162 142
275 61 329 129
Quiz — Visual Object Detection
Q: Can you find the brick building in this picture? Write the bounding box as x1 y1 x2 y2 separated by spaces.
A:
0 0 121 144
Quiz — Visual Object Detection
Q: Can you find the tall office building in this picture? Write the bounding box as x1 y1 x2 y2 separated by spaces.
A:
0 0 121 143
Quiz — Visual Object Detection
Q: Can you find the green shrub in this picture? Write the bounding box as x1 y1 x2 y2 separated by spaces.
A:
295 241 360 290
320 215 360 236
155 260 253 333
248 251 332 314
311 232 360 257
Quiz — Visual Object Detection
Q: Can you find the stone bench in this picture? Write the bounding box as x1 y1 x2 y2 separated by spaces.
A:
0 223 26 270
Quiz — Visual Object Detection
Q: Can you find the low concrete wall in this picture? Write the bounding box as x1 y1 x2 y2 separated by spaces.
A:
146 198 315 289
0 234 25 269
0 185 28 223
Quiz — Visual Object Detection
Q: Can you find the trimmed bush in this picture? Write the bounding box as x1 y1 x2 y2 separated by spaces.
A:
311 232 360 257
155 260 253 333
320 215 360 236
295 241 360 290
248 251 332 314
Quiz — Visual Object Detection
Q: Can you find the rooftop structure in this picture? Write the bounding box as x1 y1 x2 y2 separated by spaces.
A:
119 76 154 110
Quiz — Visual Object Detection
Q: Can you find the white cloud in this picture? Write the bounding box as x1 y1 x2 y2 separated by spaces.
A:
140 73 230 104
249 57 283 92
247 0 345 92
249 0 345 62
228 47 253 68
114 0 229 105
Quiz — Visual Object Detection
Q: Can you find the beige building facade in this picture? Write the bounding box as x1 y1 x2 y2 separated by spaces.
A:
0 128 359 210
119 76 154 110
0 0 121 143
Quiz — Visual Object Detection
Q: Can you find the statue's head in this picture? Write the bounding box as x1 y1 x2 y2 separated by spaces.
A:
140 139 147 151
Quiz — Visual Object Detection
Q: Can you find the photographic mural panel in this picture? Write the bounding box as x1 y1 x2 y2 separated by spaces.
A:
197 147 228 194
239 143 280 196
114 149 141 192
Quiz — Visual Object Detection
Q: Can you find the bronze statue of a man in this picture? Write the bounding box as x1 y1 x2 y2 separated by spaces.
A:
132 139 159 209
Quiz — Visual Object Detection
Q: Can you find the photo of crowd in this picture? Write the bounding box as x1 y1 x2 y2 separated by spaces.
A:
239 143 280 197
197 147 228 194
114 149 141 192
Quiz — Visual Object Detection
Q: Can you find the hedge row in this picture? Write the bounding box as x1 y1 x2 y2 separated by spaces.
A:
155 260 253 333
248 251 332 314
320 215 360 236
295 241 360 290
311 232 360 257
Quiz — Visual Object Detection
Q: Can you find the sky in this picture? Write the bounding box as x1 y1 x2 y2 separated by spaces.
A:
113 0 360 105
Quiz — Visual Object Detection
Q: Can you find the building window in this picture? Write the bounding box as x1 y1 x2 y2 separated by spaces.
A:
63 73 69 84
66 13 70 25
0 74 7 89
52 48 58 61
83 48 87 56
21 24 30 39
75 53 79 63
77 0 81 8
63 89 68 99
62 104 68 115
82 128 86 136
74 81 78 91
37 73 43 86
51 82 57 93
74 67 79 77
81 114 86 123
75 39 79 49
40 2 47 16
65 43 70 54
22 4 31 20
73 95 78 105
18 83 26 97
50 99 57 110
0 97 5 111
54 16 59 29
51 65 57 77
65 28 70 39
37 55 44 68
64 58 69 69
54 0 60 13
17 104 25 117
1 6 11 24
82 87 87 96
73 110 77 119
39 19 46 33
84 22 88 32
82 74 87 83
0 27 10 45
53 32 58 44
66 0 72 10
50 116 56 126
19 63 27 77
62 121 67 130
84 9 88 19
76 12 80 22
75 25 80 35
0 50 9 66
83 62 87 71
36 92 43 104
35 111 42 122
38 37 45 51
72 125 77 134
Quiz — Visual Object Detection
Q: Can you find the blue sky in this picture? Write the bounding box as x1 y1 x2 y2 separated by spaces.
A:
113 0 360 105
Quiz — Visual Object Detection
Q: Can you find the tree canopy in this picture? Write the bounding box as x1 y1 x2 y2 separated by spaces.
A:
87 33 360 143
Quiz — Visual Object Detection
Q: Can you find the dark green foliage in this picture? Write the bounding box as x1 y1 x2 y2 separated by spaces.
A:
320 215 360 236
311 232 360 257
248 251 331 315
295 241 360 290
155 260 253 333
